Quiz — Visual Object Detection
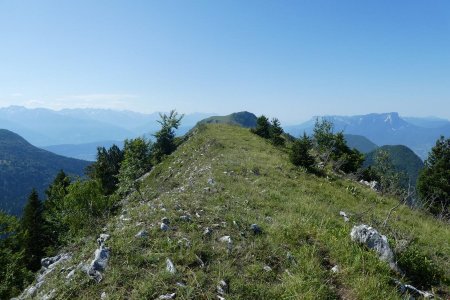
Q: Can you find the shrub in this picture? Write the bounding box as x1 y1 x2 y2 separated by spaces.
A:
290 133 315 170
397 244 443 289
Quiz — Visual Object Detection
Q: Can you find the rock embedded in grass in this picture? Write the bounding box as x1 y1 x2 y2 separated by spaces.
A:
166 258 176 274
203 227 213 236
135 230 148 238
158 293 176 299
217 280 229 296
339 211 350 222
161 223 170 231
161 217 170 225
350 224 397 271
250 224 262 234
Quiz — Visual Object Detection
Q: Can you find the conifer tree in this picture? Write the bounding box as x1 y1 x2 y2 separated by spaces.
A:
88 145 124 195
43 170 71 246
153 110 184 163
417 136 450 218
21 189 45 271
117 138 152 196
290 133 315 170
252 115 271 139
270 118 285 146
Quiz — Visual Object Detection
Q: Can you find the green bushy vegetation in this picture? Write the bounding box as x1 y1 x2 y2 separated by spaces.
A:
417 136 450 219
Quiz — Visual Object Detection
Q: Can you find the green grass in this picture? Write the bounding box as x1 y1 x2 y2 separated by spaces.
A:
31 124 449 299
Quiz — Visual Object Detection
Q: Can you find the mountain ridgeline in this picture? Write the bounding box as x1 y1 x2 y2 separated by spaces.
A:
0 129 90 215
8 123 449 300
196 111 257 128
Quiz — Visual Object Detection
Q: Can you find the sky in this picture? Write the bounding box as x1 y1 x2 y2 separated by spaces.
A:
0 0 449 123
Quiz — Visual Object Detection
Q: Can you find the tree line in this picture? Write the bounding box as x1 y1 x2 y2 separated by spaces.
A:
0 110 183 299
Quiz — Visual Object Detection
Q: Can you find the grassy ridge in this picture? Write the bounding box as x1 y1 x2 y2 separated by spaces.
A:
35 124 449 299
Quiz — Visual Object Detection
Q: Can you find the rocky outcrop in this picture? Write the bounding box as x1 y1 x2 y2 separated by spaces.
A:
13 253 72 299
350 224 397 271
87 234 111 283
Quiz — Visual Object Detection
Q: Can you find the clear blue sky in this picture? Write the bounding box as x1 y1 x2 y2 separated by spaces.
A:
0 0 449 123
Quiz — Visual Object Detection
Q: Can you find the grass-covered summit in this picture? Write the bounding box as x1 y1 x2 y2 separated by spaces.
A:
19 124 449 299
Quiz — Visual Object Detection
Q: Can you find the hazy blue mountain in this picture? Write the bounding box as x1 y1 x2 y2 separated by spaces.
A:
344 134 378 153
285 112 450 159
197 111 257 128
403 116 450 128
0 106 213 148
0 106 134 146
364 145 424 185
0 129 90 215
43 140 123 161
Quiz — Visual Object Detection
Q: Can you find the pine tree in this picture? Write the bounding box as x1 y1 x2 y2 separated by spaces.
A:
43 170 71 246
270 118 285 146
252 115 271 139
117 138 152 196
417 136 450 218
153 110 184 163
21 189 45 271
87 145 124 195
290 133 315 170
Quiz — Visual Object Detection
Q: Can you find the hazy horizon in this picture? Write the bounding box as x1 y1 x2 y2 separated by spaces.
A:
1 1 449 123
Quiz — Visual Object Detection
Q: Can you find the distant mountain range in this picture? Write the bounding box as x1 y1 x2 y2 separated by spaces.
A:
0 106 213 147
0 129 90 215
285 112 450 159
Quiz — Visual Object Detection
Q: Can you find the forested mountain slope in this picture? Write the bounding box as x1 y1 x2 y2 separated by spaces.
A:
17 124 449 299
0 129 90 215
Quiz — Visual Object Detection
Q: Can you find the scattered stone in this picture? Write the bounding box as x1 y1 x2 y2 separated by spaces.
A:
339 211 350 222
162 217 170 225
41 288 56 300
66 269 76 279
359 180 378 191
161 223 170 231
135 230 149 238
180 215 192 222
178 238 191 248
88 236 111 283
101 291 107 299
331 265 339 273
250 224 262 235
394 279 434 299
219 236 232 243
217 280 229 296
203 227 213 236
166 258 176 274
41 253 72 269
218 236 233 253
119 214 131 222
97 234 110 246
207 178 215 185
176 282 187 288
263 265 272 272
158 293 176 299
350 224 397 271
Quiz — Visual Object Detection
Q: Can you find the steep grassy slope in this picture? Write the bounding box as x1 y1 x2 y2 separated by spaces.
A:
26 124 449 299
0 129 90 215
